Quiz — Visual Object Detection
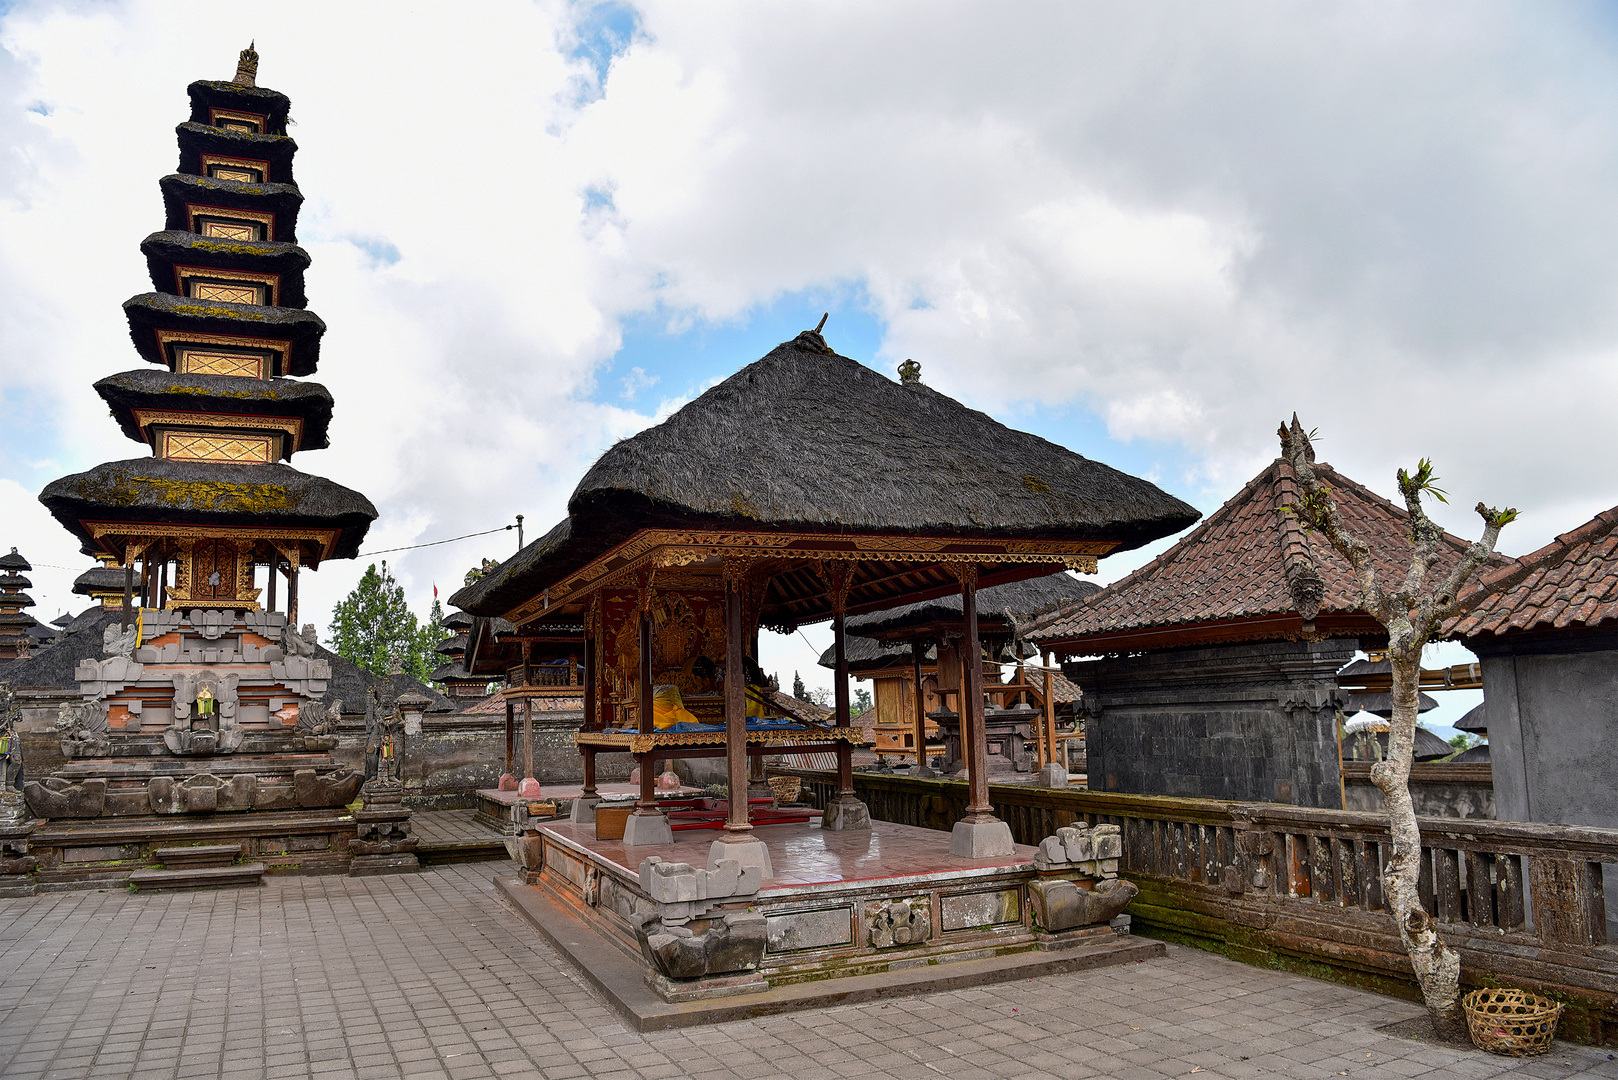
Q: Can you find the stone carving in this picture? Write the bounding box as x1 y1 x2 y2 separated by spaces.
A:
190 608 230 641
297 699 338 751
1033 823 1123 876
634 910 768 981
102 622 137 659
165 672 243 754
75 654 144 698
637 854 763 922
363 687 402 783
23 777 106 818
869 897 932 948
1028 876 1138 932
57 700 111 758
283 622 317 658
0 683 27 827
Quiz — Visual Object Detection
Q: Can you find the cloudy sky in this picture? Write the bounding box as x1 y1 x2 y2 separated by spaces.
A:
4 1 1616 730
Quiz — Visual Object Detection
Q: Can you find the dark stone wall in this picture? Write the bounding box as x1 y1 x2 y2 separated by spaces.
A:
1063 639 1353 809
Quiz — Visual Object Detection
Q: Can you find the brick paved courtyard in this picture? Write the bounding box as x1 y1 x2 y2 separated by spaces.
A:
2 862 1614 1080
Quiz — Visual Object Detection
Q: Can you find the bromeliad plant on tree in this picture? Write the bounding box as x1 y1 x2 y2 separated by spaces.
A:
1280 415 1516 1040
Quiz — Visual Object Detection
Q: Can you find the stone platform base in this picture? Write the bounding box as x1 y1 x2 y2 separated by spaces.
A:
496 874 1161 1030
26 809 356 890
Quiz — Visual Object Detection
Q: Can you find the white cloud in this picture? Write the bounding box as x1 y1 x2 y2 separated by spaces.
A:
3 0 1616 649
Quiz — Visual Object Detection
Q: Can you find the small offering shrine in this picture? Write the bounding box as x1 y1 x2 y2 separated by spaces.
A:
14 48 381 889
456 329 1197 1006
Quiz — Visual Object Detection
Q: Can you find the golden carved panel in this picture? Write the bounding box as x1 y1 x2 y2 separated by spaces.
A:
209 167 258 183
200 154 271 182
190 204 275 242
159 331 286 376
176 265 279 307
209 107 264 133
160 431 275 464
177 348 265 379
191 282 262 305
131 409 300 445
201 220 259 242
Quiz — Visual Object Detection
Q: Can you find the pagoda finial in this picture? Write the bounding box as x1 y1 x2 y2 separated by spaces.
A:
233 42 259 87
898 359 922 385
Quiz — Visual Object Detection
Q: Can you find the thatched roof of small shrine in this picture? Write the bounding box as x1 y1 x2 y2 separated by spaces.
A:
187 79 292 134
454 331 1197 620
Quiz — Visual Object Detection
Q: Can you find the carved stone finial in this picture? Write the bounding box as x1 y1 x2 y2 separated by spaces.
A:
233 42 259 87
897 359 922 385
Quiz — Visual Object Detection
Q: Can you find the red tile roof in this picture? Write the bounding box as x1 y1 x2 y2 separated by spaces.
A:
1028 457 1509 652
1447 506 1618 640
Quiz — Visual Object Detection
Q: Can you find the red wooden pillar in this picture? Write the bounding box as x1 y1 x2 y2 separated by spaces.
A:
912 642 927 767
723 576 751 835
634 611 656 814
962 572 993 818
833 609 854 796
520 642 534 783
581 630 598 799
503 698 515 779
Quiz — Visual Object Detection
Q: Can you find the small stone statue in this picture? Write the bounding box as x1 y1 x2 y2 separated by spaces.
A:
57 700 111 758
297 698 338 752
102 622 137 659
362 687 402 784
283 622 317 658
0 682 23 800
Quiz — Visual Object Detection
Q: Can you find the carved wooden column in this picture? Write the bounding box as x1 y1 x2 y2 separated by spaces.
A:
912 641 930 774
517 641 540 798
266 554 277 613
819 560 870 831
502 697 515 787
623 575 672 845
723 569 750 836
949 562 1014 857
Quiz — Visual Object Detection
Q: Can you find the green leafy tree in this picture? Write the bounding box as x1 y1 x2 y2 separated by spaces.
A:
853 687 873 713
329 562 433 681
418 594 452 687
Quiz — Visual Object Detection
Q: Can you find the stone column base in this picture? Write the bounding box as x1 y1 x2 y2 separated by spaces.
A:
1037 763 1069 788
949 817 1015 858
349 852 420 876
569 794 602 824
821 794 871 831
708 835 773 879
622 811 674 847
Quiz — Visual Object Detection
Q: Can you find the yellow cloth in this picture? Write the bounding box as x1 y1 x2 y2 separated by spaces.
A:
651 684 701 730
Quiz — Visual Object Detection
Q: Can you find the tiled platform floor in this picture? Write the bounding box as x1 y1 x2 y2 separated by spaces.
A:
2 861 1615 1080
538 817 1038 891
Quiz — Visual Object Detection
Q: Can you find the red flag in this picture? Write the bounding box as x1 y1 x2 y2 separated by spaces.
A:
433 583 438 598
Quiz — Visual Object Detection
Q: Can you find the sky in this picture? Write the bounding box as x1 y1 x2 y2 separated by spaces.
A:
4 1 1617 738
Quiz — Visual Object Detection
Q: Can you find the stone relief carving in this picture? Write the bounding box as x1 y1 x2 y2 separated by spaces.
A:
632 854 768 981
868 897 931 948
102 622 137 659
165 671 243 755
57 700 110 758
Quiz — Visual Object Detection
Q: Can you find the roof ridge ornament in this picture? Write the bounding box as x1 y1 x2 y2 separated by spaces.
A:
233 42 259 87
792 313 834 355
897 359 922 385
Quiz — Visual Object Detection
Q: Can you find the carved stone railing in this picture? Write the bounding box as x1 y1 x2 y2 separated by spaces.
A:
777 768 1618 1045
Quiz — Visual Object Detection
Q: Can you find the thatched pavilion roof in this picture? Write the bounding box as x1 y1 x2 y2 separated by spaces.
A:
453 331 1197 624
847 570 1100 643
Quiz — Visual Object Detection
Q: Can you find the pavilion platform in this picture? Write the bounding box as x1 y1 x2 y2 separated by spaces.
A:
494 817 1161 1029
473 782 701 833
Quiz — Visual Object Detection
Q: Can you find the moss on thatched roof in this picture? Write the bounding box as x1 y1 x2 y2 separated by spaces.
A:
142 230 309 308
124 291 325 376
187 80 292 134
40 458 375 559
160 173 303 243
176 122 298 185
454 334 1197 618
95 369 334 451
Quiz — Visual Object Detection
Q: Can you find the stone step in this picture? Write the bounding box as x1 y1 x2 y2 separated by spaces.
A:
127 862 266 892
153 844 242 869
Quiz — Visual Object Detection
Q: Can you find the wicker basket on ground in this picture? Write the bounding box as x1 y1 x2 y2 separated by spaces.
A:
1461 988 1563 1056
767 775 802 805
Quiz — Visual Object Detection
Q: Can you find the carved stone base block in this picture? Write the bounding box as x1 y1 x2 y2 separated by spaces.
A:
708 835 773 880
621 810 673 847
1038 763 1069 788
0 818 37 897
821 794 871 831
349 782 418 876
949 817 1015 858
517 777 543 798
348 852 420 876
569 794 601 824
1028 876 1138 932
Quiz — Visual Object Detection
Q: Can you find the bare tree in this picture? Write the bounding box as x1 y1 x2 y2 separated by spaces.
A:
1281 416 1515 1039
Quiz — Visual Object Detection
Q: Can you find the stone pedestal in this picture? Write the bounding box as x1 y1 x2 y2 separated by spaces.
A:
568 794 602 824
949 816 1015 858
708 835 773 879
348 780 419 876
1037 763 1069 788
0 795 36 897
821 793 871 831
622 809 673 847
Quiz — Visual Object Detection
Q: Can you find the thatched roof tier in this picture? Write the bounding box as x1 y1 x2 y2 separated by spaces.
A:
73 566 128 596
40 458 376 561
440 610 474 630
429 660 479 683
95 369 334 453
0 593 37 609
436 633 468 657
0 573 31 590
452 332 1197 626
176 122 298 185
1028 454 1512 654
187 80 291 135
1455 702 1488 734
461 615 577 678
0 611 38 628
142 230 310 308
846 571 1100 644
0 550 31 572
0 607 117 689
160 173 303 244
124 291 325 376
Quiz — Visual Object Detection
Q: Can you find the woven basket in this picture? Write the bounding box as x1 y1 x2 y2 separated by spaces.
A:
767 776 802 805
1461 988 1563 1056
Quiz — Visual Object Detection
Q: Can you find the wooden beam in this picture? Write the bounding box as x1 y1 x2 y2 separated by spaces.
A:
724 576 751 835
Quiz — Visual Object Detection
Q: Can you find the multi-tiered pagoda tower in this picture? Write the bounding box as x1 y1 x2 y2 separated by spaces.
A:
0 549 38 661
40 45 374 616
18 50 379 890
